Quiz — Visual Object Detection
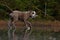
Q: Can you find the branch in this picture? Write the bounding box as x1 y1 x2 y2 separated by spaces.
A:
0 1 13 13
32 6 45 13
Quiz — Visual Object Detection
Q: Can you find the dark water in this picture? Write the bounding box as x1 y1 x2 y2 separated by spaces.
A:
0 29 60 40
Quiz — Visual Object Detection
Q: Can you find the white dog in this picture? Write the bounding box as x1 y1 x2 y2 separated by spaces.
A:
8 10 37 32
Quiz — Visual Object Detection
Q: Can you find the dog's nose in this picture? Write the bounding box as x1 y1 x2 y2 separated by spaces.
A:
36 15 38 17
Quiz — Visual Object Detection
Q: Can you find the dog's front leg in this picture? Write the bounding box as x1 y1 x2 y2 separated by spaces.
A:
24 20 32 33
27 21 32 30
24 20 28 33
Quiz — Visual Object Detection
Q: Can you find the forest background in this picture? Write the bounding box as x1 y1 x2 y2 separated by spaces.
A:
0 0 60 21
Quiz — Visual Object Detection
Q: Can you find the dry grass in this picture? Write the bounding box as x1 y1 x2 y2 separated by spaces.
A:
0 20 60 32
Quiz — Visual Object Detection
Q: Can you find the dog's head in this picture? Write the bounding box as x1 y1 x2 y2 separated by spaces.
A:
30 11 38 18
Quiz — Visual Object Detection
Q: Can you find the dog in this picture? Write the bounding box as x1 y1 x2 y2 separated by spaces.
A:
8 10 37 32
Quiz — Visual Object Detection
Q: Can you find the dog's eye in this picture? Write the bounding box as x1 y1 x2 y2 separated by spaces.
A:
32 13 34 14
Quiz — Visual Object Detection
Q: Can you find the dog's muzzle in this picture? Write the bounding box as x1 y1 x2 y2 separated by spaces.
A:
32 15 38 18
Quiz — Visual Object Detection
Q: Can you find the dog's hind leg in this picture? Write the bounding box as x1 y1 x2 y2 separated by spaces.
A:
8 20 13 40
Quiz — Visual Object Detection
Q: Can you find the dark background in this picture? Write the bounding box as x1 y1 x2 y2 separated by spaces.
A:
0 0 60 21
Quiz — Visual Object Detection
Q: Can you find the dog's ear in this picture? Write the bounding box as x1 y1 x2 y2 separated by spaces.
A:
29 10 32 13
